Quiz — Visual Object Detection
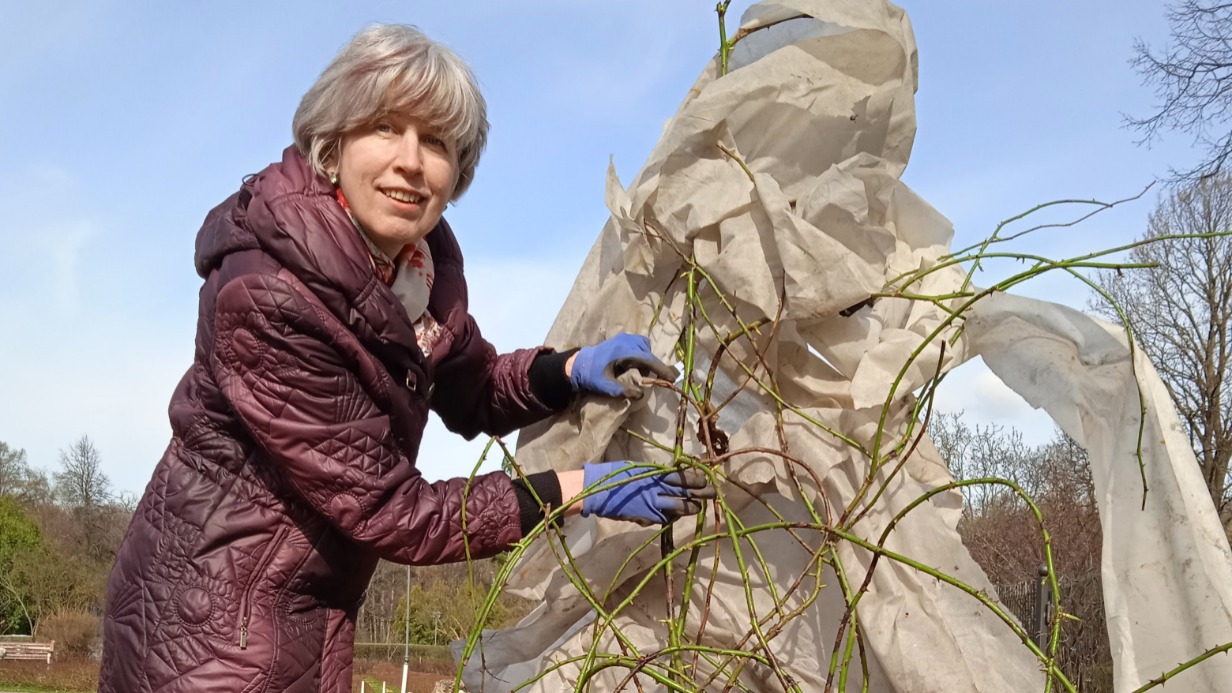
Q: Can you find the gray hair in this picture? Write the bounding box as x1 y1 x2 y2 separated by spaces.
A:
293 24 489 200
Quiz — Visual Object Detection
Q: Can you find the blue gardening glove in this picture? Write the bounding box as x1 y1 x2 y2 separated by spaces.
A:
570 333 679 398
580 461 715 525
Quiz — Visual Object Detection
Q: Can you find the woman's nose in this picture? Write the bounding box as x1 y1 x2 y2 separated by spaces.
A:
393 132 424 175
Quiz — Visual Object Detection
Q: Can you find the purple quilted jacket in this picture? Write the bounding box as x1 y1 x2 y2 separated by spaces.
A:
99 147 558 692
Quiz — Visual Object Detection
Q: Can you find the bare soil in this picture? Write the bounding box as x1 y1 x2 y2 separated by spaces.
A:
352 658 458 692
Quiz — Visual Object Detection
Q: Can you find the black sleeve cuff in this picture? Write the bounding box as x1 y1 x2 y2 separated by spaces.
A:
529 348 579 411
511 470 564 536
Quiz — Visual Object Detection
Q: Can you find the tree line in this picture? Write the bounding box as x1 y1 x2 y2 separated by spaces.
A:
0 436 131 654
928 415 1111 689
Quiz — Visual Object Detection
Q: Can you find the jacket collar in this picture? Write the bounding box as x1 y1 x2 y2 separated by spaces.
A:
195 146 468 377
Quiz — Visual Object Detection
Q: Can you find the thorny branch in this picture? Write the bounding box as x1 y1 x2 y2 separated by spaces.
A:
442 5 1232 691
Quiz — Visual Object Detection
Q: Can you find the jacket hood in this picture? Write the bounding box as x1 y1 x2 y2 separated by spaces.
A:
194 146 429 377
195 146 367 285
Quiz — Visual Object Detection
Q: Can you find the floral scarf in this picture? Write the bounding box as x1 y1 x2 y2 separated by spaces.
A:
335 188 444 357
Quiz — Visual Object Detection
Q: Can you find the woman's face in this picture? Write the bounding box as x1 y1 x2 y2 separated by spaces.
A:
335 115 458 257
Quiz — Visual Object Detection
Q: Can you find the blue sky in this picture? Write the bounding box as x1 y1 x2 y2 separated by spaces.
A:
0 1 1197 497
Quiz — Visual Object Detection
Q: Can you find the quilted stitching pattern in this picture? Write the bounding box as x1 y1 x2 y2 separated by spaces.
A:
101 147 553 692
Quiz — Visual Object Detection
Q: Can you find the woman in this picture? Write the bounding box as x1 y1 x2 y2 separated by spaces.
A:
99 24 710 692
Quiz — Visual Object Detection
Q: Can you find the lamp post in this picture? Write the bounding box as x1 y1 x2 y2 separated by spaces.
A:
400 565 410 693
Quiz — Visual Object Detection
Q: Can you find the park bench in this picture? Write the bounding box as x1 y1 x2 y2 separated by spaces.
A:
0 640 55 663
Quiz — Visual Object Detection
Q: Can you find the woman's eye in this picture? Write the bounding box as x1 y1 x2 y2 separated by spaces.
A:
375 122 394 134
424 134 448 149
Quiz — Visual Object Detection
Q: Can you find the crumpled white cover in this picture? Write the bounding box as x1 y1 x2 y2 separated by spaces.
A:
455 1 1232 691
966 294 1232 691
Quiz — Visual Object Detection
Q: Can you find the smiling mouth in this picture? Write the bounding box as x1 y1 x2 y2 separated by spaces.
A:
382 189 422 204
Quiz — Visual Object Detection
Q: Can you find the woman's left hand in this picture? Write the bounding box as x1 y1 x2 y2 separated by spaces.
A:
567 333 678 398
578 462 714 525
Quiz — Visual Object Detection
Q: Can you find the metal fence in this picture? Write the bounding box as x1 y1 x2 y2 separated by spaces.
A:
992 568 1112 692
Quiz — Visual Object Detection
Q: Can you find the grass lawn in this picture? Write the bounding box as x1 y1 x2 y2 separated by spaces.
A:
0 659 96 692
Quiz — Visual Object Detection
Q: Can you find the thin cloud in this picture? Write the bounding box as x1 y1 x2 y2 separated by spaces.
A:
45 220 98 317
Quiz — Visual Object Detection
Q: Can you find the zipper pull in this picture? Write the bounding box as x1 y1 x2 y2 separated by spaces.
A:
240 616 249 649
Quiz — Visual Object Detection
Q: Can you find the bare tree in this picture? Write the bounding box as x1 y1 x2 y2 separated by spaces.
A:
53 435 126 564
0 442 27 497
929 414 1103 577
1091 175 1232 526
356 560 405 644
929 411 1036 517
53 435 112 509
0 441 50 504
1128 1 1232 182
929 414 1109 688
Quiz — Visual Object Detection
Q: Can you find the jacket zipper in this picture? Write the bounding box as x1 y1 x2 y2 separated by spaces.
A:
238 526 289 649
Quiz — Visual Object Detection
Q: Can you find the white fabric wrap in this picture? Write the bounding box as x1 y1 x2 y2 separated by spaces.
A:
455 2 1232 691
